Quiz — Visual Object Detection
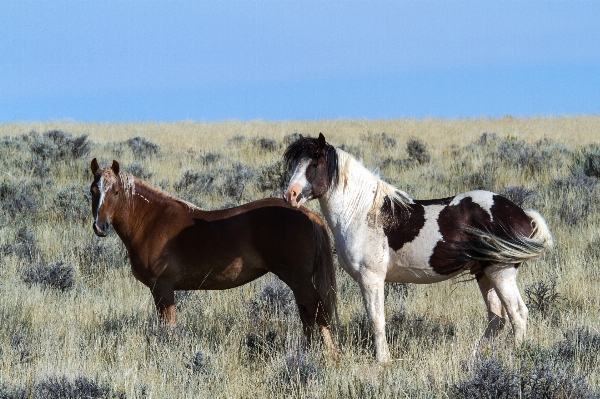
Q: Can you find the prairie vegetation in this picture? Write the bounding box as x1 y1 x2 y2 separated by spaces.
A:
0 117 600 398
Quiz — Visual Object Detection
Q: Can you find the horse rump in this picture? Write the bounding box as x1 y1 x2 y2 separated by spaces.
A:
461 208 553 266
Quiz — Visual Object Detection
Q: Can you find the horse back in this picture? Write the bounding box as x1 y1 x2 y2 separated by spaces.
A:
152 198 321 290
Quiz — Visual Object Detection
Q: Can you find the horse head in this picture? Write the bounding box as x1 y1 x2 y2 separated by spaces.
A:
90 158 122 237
283 133 338 208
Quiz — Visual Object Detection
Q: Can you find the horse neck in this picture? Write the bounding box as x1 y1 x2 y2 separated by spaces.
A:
111 178 160 245
319 151 379 233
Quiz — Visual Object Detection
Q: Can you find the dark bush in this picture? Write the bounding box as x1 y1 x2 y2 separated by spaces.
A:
452 356 519 399
220 162 255 202
246 330 278 359
9 322 32 365
175 170 214 192
378 157 417 170
283 133 302 146
26 158 51 179
552 173 599 193
524 277 561 319
478 132 500 146
551 173 598 225
259 280 294 315
33 375 119 399
1 227 39 261
0 181 41 216
557 200 591 226
520 361 597 399
386 307 455 346
24 130 90 162
102 314 139 334
200 152 221 165
406 138 430 164
126 136 160 159
228 135 246 145
497 137 571 174
44 130 91 158
76 237 129 273
23 261 75 291
458 168 497 191
187 350 211 374
0 384 28 399
583 150 600 178
175 290 194 308
452 352 600 399
0 135 26 152
126 162 153 180
256 159 288 195
339 143 364 159
384 282 413 300
361 132 397 148
572 145 600 178
253 137 278 152
501 186 536 208
519 146 545 173
174 170 214 205
584 236 600 260
100 142 127 158
54 184 90 222
281 349 317 385
555 328 600 371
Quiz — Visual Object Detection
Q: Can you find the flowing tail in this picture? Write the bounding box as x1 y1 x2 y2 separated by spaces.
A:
310 219 339 331
463 209 553 264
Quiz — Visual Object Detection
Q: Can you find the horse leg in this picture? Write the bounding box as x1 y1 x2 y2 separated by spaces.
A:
358 273 390 363
476 272 506 339
293 299 316 348
289 284 339 358
484 264 528 344
150 281 176 329
316 312 339 359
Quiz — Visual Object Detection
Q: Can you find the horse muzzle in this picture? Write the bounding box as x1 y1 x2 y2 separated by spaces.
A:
93 221 110 237
284 184 307 208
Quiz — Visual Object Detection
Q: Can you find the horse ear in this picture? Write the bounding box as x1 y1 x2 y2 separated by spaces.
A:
111 160 120 175
318 133 326 149
299 134 304 139
91 158 99 175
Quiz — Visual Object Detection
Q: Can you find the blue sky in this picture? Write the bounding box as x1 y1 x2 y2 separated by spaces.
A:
2 1 600 122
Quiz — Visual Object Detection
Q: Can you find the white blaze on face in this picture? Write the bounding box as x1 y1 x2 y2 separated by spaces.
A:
286 158 311 205
450 190 495 221
95 175 114 222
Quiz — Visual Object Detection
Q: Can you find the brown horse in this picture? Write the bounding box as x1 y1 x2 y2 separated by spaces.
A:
89 158 338 354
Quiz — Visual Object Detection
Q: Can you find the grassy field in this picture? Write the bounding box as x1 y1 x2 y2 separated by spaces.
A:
0 117 599 398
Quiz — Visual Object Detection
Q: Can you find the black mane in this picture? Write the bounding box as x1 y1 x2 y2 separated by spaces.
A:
283 136 339 188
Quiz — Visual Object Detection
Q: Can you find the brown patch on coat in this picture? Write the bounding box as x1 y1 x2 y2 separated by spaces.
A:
381 193 535 276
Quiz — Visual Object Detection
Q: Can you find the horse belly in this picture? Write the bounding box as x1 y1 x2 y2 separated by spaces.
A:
174 251 266 290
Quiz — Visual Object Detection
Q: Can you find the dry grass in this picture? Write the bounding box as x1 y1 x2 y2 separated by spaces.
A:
1 117 599 398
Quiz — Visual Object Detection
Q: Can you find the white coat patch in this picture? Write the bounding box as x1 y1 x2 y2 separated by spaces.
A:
450 190 495 221
385 204 454 283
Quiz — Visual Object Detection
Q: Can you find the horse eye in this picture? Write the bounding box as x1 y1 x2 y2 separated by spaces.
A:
114 191 119 196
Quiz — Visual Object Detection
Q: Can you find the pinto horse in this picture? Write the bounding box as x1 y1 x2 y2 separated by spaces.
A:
283 134 553 362
89 158 338 355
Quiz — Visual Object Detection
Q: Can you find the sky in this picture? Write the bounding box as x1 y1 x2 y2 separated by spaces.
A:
1 1 600 122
